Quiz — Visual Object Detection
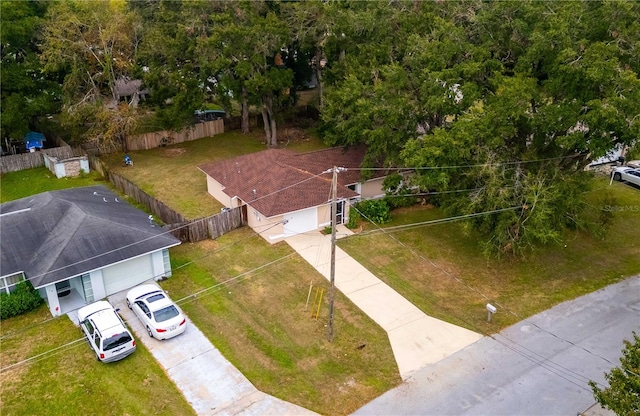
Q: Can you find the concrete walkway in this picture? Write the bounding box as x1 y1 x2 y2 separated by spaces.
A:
105 288 317 416
286 226 483 381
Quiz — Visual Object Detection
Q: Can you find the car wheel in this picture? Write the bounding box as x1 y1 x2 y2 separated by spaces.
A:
613 172 622 181
146 326 153 338
126 299 131 309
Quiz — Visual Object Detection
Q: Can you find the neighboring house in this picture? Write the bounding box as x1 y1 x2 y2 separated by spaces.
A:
114 77 149 107
198 146 388 243
0 185 181 317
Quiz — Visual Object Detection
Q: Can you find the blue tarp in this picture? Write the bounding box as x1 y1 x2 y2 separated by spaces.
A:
25 131 45 150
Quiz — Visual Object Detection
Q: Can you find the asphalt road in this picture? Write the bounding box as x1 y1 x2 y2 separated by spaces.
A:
354 275 640 416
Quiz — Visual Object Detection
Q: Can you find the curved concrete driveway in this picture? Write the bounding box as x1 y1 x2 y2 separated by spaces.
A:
108 288 316 416
354 275 639 415
286 226 483 380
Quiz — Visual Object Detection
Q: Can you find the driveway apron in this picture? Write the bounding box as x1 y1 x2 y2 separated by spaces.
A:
107 288 317 416
286 226 483 380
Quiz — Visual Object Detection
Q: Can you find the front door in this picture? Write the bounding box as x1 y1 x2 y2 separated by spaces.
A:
333 200 345 225
81 274 94 303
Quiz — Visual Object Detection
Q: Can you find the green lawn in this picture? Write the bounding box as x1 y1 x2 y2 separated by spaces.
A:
3 134 639 415
338 176 640 334
100 130 330 219
0 168 108 203
163 230 400 415
0 306 194 416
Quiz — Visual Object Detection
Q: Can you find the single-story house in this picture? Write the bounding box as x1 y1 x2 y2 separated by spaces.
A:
0 185 181 317
198 146 389 243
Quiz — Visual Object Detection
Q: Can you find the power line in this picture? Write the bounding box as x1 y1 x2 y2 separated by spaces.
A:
299 212 606 391
0 338 87 374
346 200 638 380
0 218 288 341
0 221 300 373
348 154 577 172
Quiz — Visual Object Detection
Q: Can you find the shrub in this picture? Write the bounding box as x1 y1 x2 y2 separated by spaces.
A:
0 280 44 320
354 199 391 224
346 208 361 229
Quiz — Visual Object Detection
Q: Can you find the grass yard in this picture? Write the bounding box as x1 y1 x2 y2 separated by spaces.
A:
0 167 108 203
338 176 640 335
100 129 329 219
0 306 194 415
162 228 401 415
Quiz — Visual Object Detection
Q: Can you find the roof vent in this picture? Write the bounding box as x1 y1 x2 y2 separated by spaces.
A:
252 189 257 199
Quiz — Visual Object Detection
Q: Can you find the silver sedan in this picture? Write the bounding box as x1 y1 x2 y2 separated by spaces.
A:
126 284 187 340
612 166 640 187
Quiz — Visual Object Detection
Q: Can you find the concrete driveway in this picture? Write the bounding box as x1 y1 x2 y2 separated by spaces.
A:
286 226 483 380
354 275 639 415
107 286 316 416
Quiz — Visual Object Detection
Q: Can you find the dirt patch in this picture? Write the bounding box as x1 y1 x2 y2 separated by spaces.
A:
164 148 187 157
278 127 308 145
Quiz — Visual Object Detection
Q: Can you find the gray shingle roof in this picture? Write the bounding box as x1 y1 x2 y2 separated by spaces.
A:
0 185 180 288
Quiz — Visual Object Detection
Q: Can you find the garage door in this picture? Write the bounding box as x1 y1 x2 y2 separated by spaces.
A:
283 207 317 237
103 255 154 295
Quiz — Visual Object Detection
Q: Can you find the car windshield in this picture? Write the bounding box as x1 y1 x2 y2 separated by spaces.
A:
153 305 180 323
103 332 133 351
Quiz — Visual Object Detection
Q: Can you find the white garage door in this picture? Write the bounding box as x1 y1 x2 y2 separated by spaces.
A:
283 207 318 237
103 255 154 295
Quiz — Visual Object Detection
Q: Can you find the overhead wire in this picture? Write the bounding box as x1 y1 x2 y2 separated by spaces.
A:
2 155 629 380
345 198 636 384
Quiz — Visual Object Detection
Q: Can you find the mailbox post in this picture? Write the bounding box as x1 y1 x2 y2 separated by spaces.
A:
486 303 497 322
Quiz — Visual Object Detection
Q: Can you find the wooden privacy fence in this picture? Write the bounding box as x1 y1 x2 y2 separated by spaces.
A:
0 146 83 174
126 119 224 151
164 208 244 242
107 171 188 224
98 165 243 243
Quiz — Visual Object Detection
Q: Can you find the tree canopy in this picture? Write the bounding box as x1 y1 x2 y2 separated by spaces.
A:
4 0 639 255
590 332 640 416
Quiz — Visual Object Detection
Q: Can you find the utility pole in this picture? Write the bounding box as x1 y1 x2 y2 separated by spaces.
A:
328 166 337 342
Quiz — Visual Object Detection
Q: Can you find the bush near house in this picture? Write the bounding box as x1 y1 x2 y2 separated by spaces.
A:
354 199 391 224
0 281 44 320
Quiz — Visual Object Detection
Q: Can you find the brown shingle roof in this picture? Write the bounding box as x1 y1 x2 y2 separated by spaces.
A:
198 146 379 217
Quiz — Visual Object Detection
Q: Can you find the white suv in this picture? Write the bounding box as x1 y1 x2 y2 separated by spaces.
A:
77 301 136 363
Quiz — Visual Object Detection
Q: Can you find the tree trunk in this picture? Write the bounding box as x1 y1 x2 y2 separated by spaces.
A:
241 86 250 134
262 95 277 147
315 50 324 109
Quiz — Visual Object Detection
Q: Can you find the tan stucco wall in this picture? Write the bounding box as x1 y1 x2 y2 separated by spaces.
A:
318 202 332 227
205 176 234 207
360 177 386 199
246 205 286 244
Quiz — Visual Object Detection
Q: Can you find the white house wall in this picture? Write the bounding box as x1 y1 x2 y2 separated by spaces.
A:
151 250 167 280
102 254 154 295
282 207 318 237
90 269 106 300
45 285 61 316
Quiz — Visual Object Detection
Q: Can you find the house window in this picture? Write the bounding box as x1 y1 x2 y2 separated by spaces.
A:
162 249 172 277
0 272 25 294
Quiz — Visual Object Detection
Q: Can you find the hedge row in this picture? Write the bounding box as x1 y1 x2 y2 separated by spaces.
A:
0 281 44 320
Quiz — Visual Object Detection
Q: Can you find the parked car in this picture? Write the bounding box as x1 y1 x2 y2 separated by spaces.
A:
626 160 640 169
194 109 225 122
77 301 136 362
612 166 640 187
126 284 187 340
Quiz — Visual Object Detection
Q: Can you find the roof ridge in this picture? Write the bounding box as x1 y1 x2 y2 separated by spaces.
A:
28 203 85 286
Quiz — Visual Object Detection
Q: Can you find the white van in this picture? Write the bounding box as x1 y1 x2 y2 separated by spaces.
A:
77 301 136 363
